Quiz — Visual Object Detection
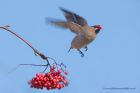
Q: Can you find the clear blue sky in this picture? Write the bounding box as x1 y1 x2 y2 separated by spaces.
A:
0 0 140 93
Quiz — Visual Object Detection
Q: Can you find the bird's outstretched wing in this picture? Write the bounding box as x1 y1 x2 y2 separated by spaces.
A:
59 7 88 27
46 18 83 34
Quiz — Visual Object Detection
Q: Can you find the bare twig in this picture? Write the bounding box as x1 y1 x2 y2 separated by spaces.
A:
0 25 51 65
0 25 67 73
8 64 49 74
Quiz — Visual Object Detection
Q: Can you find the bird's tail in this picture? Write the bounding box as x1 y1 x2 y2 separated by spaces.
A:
46 17 69 29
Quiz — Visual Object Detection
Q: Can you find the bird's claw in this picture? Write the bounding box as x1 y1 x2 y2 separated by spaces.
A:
84 46 88 51
78 49 84 57
34 52 37 56
68 47 72 53
81 53 84 57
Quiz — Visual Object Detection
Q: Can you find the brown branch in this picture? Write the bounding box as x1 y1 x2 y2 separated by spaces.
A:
0 25 51 66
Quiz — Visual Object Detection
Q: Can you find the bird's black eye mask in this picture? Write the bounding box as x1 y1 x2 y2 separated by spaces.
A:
92 25 102 34
95 29 100 34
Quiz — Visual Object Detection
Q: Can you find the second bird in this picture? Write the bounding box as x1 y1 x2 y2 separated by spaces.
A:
47 7 102 57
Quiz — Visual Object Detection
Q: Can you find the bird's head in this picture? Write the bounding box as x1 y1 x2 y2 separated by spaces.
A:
92 25 102 34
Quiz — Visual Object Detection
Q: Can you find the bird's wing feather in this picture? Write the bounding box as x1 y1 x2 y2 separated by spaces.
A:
68 22 85 34
59 7 88 27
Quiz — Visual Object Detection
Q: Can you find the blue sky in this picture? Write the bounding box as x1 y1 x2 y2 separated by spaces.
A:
0 0 140 93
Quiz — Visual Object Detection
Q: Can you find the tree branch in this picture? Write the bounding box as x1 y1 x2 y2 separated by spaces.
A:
0 25 50 65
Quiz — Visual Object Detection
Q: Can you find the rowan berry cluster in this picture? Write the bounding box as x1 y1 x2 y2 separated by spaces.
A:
28 66 68 90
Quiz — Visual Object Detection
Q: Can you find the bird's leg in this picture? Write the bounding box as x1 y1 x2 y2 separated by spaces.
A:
77 49 84 57
84 46 88 51
68 47 72 53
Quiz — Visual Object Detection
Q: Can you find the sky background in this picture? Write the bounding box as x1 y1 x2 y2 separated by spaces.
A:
0 0 140 93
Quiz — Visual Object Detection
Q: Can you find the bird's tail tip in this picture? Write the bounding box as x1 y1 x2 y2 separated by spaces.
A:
45 17 60 24
45 17 53 24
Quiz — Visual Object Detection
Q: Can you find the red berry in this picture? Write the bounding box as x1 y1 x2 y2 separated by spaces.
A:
65 71 68 75
28 69 68 90
58 70 62 73
52 65 56 69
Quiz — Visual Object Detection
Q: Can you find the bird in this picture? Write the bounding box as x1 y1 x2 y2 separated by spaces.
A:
46 7 102 57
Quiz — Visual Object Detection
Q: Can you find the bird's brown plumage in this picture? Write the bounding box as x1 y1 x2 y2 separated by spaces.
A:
46 7 102 57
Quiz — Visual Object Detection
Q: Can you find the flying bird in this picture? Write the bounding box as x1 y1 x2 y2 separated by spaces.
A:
46 7 102 57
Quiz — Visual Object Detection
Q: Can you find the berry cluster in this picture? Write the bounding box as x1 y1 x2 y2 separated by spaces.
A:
28 66 68 90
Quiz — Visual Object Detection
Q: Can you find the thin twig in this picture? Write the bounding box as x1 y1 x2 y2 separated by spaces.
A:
19 64 48 66
8 64 48 74
0 25 50 64
0 25 67 73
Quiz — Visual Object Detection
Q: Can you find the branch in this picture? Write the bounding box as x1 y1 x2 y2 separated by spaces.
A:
0 25 51 65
